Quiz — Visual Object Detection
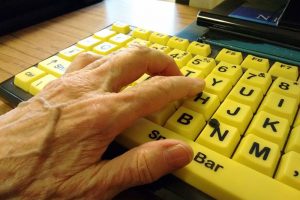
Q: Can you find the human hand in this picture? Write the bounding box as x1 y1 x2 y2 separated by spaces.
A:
0 46 205 199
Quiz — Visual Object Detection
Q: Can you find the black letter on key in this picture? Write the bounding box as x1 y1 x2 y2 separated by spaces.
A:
278 99 284 107
212 78 223 86
193 92 210 104
263 118 279 132
249 142 270 160
227 107 241 115
194 152 206 163
177 113 193 125
239 87 254 96
210 128 229 141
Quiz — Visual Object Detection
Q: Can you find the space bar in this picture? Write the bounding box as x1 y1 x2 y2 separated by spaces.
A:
117 118 300 200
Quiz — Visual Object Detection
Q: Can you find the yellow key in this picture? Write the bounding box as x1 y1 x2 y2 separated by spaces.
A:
285 125 300 153
167 36 189 50
131 27 151 40
149 43 171 53
268 77 300 102
215 48 243 65
294 108 300 127
239 69 272 94
58 45 85 61
126 38 151 47
38 55 71 77
187 55 216 76
214 99 252 134
29 74 57 95
233 134 280 176
149 32 170 45
269 62 298 81
77 36 102 50
275 151 300 190
227 82 264 113
183 91 220 120
94 29 117 40
259 92 298 125
165 106 206 140
195 119 240 157
168 49 192 68
111 22 131 34
93 42 119 55
211 61 243 86
146 102 177 126
108 33 132 46
246 111 289 149
14 67 46 92
241 55 270 72
187 41 211 57
204 73 232 102
117 118 300 200
180 66 205 79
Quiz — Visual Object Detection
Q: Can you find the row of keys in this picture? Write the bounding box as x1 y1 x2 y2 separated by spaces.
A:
134 97 300 189
117 118 300 198
111 22 299 81
111 22 299 82
13 23 300 104
14 39 300 106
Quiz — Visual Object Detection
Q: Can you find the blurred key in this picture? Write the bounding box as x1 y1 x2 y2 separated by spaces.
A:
187 41 211 57
241 55 269 72
215 48 243 65
167 36 189 50
111 22 131 34
269 62 298 81
14 67 46 92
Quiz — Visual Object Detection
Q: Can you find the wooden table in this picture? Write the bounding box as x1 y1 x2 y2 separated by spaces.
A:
0 0 198 114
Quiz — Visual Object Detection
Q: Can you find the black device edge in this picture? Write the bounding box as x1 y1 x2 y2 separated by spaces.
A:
197 11 300 51
0 0 103 36
196 0 300 50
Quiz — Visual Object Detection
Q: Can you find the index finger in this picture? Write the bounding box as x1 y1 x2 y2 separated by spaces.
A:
94 46 182 91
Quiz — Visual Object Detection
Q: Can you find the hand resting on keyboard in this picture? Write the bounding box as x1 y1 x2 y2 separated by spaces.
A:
0 46 205 199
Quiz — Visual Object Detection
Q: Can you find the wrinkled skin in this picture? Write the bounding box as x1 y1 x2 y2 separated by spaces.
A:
0 46 205 199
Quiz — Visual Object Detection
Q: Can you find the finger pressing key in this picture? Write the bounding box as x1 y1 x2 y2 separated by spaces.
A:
93 45 182 92
66 52 102 73
106 75 205 135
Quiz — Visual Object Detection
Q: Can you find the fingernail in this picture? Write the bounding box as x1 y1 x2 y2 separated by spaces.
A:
164 144 193 168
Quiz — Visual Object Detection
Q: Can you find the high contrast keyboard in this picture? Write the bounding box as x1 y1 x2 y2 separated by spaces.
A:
0 22 300 199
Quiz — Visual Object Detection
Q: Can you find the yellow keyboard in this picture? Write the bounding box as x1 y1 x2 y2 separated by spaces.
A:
1 22 300 199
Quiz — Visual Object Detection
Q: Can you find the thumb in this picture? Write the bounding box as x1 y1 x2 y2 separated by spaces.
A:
54 139 193 199
98 139 194 197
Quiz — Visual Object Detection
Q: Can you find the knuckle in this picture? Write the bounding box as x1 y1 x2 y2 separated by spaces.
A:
151 76 175 94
